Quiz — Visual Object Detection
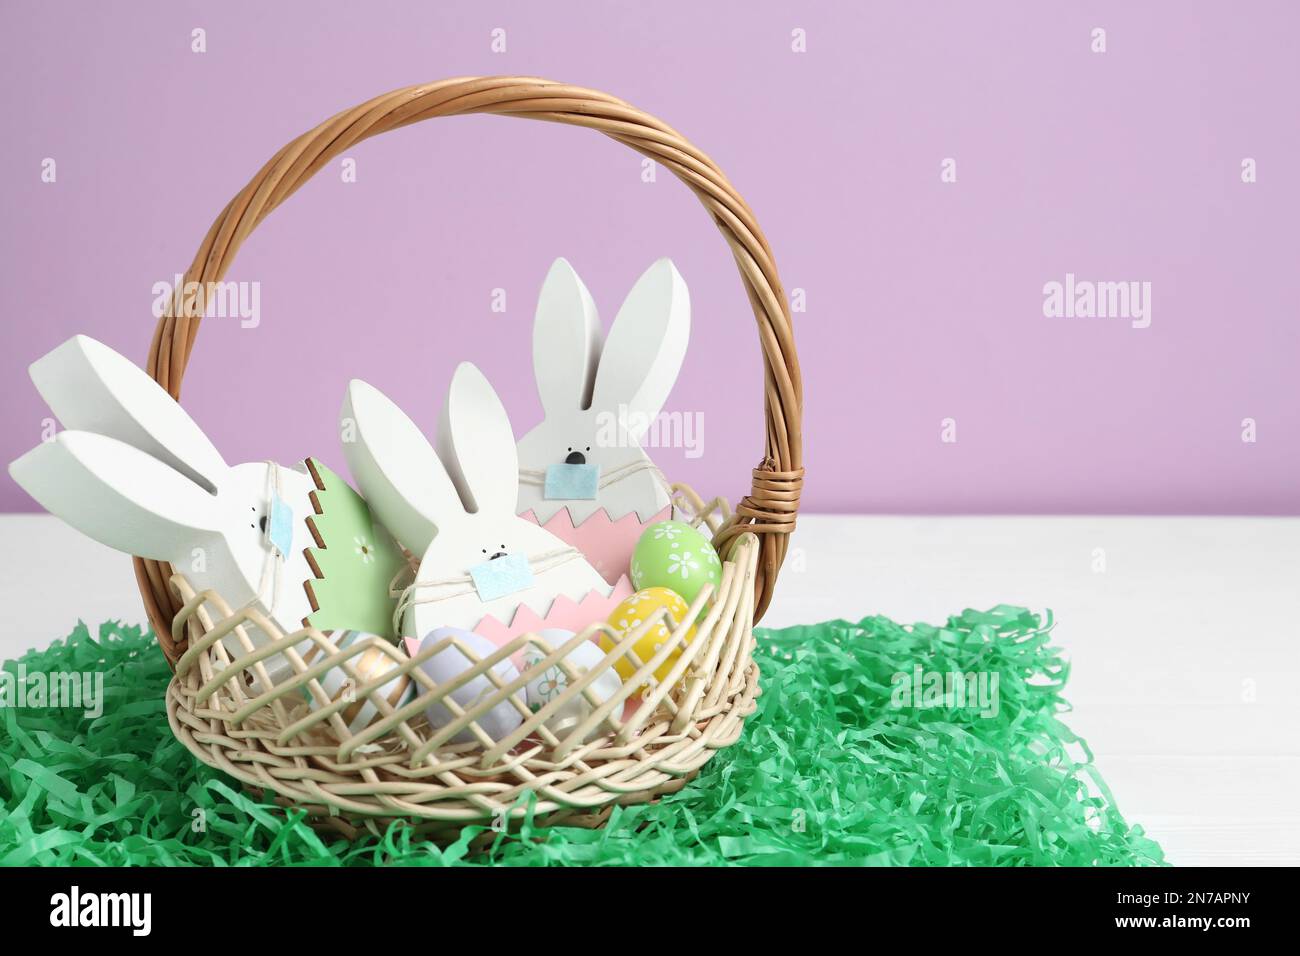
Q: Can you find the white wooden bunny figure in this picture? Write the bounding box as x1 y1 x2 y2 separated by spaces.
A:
341 363 610 639
8 335 318 680
515 258 690 526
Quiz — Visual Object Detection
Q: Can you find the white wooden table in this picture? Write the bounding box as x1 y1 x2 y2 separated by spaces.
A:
3 513 1296 865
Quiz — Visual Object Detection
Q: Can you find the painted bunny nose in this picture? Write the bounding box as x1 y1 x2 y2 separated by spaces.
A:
565 450 586 465
489 550 508 560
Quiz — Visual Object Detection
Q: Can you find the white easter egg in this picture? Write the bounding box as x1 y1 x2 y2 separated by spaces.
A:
302 630 415 736
522 629 624 742
418 627 524 744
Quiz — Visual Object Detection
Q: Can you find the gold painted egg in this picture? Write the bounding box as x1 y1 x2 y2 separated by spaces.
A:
301 630 415 735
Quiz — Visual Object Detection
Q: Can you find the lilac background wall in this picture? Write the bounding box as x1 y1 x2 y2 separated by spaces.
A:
2 1 1296 515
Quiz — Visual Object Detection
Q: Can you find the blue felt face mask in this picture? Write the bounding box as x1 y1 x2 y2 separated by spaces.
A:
265 492 294 558
468 552 535 601
544 463 600 500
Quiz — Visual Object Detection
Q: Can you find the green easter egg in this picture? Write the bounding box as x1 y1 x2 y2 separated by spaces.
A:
630 520 722 609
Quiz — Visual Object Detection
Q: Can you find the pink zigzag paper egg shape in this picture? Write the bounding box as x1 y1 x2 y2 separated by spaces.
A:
520 505 672 585
404 577 644 732
473 575 635 651
400 580 634 660
404 578 637 727
402 577 633 660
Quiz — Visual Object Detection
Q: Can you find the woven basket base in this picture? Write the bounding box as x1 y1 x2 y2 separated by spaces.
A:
261 772 699 844
167 660 758 836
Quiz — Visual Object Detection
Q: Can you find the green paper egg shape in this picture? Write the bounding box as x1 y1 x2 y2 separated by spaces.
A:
630 520 722 609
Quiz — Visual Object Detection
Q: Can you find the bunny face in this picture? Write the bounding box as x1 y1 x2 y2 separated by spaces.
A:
431 516 566 575
516 258 690 525
517 409 664 520
8 336 316 679
517 410 647 472
221 460 319 611
341 364 610 639
410 508 597 637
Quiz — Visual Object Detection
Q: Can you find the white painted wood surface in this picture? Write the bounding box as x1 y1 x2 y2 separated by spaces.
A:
3 513 1296 865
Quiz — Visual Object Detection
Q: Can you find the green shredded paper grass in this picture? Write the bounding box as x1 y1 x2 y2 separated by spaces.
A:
1 608 1164 866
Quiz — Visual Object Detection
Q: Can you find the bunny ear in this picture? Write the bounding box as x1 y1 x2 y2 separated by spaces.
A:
437 363 518 515
590 259 690 439
340 380 460 554
29 335 228 493
533 258 603 415
9 431 223 562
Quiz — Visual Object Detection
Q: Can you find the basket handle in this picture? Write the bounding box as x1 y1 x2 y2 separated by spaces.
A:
135 76 803 668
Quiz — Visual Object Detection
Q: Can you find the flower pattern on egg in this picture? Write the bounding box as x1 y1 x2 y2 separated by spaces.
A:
631 521 721 612
537 665 567 702
666 550 700 579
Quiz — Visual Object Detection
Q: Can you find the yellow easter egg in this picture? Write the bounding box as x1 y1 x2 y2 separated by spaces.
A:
600 587 696 690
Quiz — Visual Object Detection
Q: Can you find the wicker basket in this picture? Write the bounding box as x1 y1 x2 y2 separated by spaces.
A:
136 77 803 836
